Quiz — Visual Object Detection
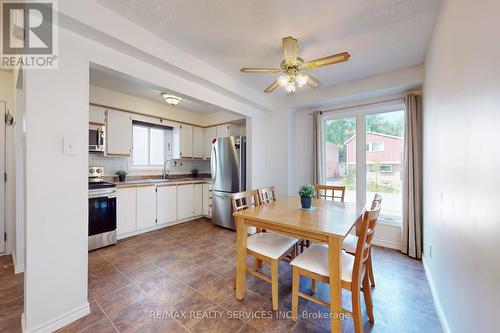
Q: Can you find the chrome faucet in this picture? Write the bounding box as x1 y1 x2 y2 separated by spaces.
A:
162 158 172 179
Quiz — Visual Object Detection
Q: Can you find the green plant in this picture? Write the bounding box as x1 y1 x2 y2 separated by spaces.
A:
298 184 315 198
116 170 128 177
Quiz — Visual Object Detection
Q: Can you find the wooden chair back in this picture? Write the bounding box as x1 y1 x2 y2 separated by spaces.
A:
258 186 276 205
231 190 260 212
313 184 346 202
352 203 381 284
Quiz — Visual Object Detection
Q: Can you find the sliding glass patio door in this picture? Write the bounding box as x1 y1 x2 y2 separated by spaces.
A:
321 101 405 223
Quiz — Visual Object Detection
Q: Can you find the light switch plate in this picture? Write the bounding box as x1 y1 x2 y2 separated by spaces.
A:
63 138 79 155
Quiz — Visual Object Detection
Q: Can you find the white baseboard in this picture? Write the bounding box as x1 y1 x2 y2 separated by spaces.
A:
422 255 450 333
14 263 24 274
11 249 24 274
372 238 401 250
23 302 90 333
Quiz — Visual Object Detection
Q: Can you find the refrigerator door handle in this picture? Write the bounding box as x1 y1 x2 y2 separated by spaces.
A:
211 144 217 183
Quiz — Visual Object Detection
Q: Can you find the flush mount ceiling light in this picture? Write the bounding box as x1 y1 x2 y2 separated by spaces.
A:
161 93 182 106
240 36 350 94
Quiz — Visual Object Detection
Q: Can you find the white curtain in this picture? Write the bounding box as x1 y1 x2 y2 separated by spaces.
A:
402 93 423 259
312 111 324 184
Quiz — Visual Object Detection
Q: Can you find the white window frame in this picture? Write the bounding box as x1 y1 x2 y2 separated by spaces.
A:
131 123 172 169
320 100 405 225
367 142 385 152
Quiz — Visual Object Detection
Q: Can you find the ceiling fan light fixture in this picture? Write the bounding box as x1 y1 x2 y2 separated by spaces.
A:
285 81 296 93
277 74 289 87
161 93 182 106
295 73 308 87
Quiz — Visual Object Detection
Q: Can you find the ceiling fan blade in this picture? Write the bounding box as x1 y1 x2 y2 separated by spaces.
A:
306 74 321 88
282 36 299 65
264 80 279 93
240 67 281 73
304 52 351 69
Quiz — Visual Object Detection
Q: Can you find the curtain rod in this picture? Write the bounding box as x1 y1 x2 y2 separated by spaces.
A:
309 90 421 115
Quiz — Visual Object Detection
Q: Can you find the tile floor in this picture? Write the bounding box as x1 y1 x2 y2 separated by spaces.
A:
0 218 443 332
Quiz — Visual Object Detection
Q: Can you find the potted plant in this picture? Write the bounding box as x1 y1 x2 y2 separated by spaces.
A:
191 168 199 178
116 170 128 182
298 184 316 209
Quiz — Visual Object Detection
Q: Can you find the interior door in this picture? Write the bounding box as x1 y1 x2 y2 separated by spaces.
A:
0 102 5 253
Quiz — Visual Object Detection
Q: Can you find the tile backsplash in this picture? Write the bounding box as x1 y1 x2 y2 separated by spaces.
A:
89 153 210 177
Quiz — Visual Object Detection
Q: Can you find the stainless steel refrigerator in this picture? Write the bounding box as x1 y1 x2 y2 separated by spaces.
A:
210 136 246 229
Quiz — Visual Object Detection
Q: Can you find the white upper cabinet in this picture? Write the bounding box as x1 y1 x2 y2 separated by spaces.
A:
194 183 203 216
179 124 193 159
193 126 204 159
89 105 106 124
106 109 132 156
216 124 239 138
204 126 216 159
136 186 157 230
177 183 194 220
116 187 136 236
156 185 177 225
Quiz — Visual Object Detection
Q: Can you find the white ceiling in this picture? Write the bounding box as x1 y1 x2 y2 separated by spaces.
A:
90 66 229 114
94 0 442 95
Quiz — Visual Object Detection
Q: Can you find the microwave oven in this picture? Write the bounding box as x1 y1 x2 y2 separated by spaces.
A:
89 124 105 152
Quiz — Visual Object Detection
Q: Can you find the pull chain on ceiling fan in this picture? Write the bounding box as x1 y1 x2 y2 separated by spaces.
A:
240 36 350 93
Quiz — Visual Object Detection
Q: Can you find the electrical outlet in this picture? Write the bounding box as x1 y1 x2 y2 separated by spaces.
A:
429 244 432 259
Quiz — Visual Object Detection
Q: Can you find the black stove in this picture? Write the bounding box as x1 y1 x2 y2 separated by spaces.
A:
88 181 116 190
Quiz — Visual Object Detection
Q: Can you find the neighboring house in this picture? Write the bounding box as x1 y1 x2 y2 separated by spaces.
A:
345 132 404 189
326 142 341 178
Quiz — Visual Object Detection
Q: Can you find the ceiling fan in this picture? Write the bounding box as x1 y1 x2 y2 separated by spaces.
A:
240 36 350 93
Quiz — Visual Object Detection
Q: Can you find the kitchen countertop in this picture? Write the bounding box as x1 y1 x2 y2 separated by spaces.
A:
112 177 212 188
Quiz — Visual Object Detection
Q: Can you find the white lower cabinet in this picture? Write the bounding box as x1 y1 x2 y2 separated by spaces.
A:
116 187 137 236
117 181 211 239
202 183 212 217
194 183 203 216
136 186 157 230
157 185 177 224
177 184 194 220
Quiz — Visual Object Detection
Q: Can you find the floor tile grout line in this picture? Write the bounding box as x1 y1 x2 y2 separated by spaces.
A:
90 295 120 333
96 238 203 333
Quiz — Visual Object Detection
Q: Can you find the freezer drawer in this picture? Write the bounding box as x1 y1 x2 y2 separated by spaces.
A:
212 190 235 230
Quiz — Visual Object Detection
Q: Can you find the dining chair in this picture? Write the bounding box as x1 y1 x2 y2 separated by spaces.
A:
314 184 347 202
258 186 276 205
342 193 382 287
231 190 298 311
298 184 347 253
290 203 381 333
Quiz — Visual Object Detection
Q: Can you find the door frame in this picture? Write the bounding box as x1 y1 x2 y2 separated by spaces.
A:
0 101 6 254
321 100 405 211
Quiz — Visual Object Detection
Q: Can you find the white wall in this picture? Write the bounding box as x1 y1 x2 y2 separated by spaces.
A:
0 71 15 257
422 1 500 332
24 28 90 332
14 68 25 274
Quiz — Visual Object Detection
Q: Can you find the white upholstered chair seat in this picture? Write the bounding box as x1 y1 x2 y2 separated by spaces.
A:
290 244 355 282
247 232 298 259
342 234 358 254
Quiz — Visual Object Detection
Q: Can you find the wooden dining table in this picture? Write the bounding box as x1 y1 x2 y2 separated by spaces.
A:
233 196 364 333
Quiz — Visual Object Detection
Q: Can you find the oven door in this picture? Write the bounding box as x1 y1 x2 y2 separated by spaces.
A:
88 196 116 237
